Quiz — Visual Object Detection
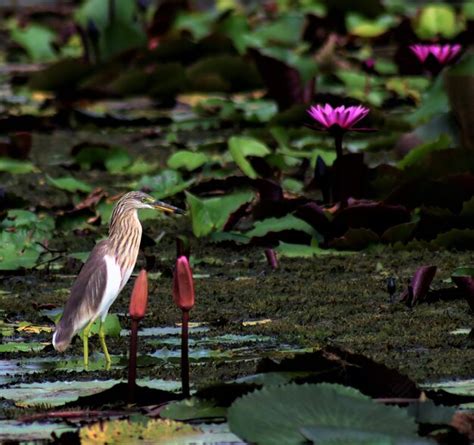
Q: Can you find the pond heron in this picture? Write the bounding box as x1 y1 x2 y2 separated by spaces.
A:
52 191 183 367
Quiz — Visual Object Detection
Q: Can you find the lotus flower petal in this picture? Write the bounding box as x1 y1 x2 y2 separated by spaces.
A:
410 43 461 65
409 44 430 62
307 103 370 131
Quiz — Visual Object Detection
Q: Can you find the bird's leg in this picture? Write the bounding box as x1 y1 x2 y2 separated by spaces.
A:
99 320 111 365
82 319 95 369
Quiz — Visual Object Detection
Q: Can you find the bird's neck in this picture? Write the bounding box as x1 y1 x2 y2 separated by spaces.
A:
108 208 143 253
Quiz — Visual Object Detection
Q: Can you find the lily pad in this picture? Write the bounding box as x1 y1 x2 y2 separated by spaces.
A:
46 175 93 193
228 383 419 445
186 190 255 237
346 13 397 38
422 379 474 409
10 22 57 62
0 380 119 407
0 158 36 174
0 342 47 353
0 210 54 270
167 150 209 171
0 420 74 443
134 170 194 200
161 397 227 421
275 242 351 257
78 313 121 339
73 145 132 173
245 215 318 239
228 136 271 179
414 4 460 39
398 135 451 170
300 426 432 444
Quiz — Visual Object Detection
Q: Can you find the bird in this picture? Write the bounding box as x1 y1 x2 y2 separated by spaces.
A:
52 191 183 367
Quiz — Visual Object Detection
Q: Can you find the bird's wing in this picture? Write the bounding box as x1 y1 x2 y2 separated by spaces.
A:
60 241 110 331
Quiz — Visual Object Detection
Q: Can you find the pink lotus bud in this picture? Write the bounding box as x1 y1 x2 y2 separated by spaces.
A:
129 270 148 320
173 256 195 311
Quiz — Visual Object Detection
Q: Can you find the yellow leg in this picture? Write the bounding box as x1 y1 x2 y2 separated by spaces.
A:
82 319 95 369
99 320 111 366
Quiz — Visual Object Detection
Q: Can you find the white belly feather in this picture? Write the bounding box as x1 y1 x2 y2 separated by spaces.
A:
97 255 122 321
120 266 134 291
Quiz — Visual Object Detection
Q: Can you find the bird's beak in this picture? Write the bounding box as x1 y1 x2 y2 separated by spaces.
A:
152 200 185 214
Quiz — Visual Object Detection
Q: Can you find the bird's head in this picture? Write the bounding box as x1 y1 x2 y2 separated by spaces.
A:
118 191 184 214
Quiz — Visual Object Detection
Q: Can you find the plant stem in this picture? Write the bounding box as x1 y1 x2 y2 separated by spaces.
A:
128 318 139 404
181 310 190 397
334 132 347 208
264 248 278 269
334 132 343 161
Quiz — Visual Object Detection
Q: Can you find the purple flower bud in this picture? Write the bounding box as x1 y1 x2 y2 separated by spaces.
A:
364 58 375 70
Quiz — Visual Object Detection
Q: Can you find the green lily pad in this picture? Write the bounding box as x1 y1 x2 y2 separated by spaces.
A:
406 400 455 425
228 136 271 179
167 150 209 171
173 10 217 40
346 13 397 38
0 244 40 270
275 242 349 257
408 76 448 124
75 0 145 61
228 383 419 445
134 170 194 200
0 380 119 407
415 4 461 39
300 426 432 445
245 215 318 239
0 342 46 353
161 397 227 421
422 379 474 409
0 158 36 174
186 190 255 237
0 210 54 270
10 22 57 62
46 175 93 193
74 145 132 173
0 420 74 443
235 372 312 387
77 313 121 339
452 266 474 277
398 134 451 169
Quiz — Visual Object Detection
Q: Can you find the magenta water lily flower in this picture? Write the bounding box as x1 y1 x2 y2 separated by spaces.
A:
306 103 373 209
410 43 461 65
307 104 370 132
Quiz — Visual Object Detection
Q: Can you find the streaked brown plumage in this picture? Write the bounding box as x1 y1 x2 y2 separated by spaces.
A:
52 191 182 365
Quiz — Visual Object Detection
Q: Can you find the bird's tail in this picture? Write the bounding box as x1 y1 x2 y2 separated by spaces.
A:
52 321 74 352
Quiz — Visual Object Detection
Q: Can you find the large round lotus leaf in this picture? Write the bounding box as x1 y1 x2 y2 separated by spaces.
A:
300 426 434 445
228 383 419 445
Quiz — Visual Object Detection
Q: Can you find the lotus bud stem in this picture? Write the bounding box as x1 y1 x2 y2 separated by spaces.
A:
128 270 148 404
